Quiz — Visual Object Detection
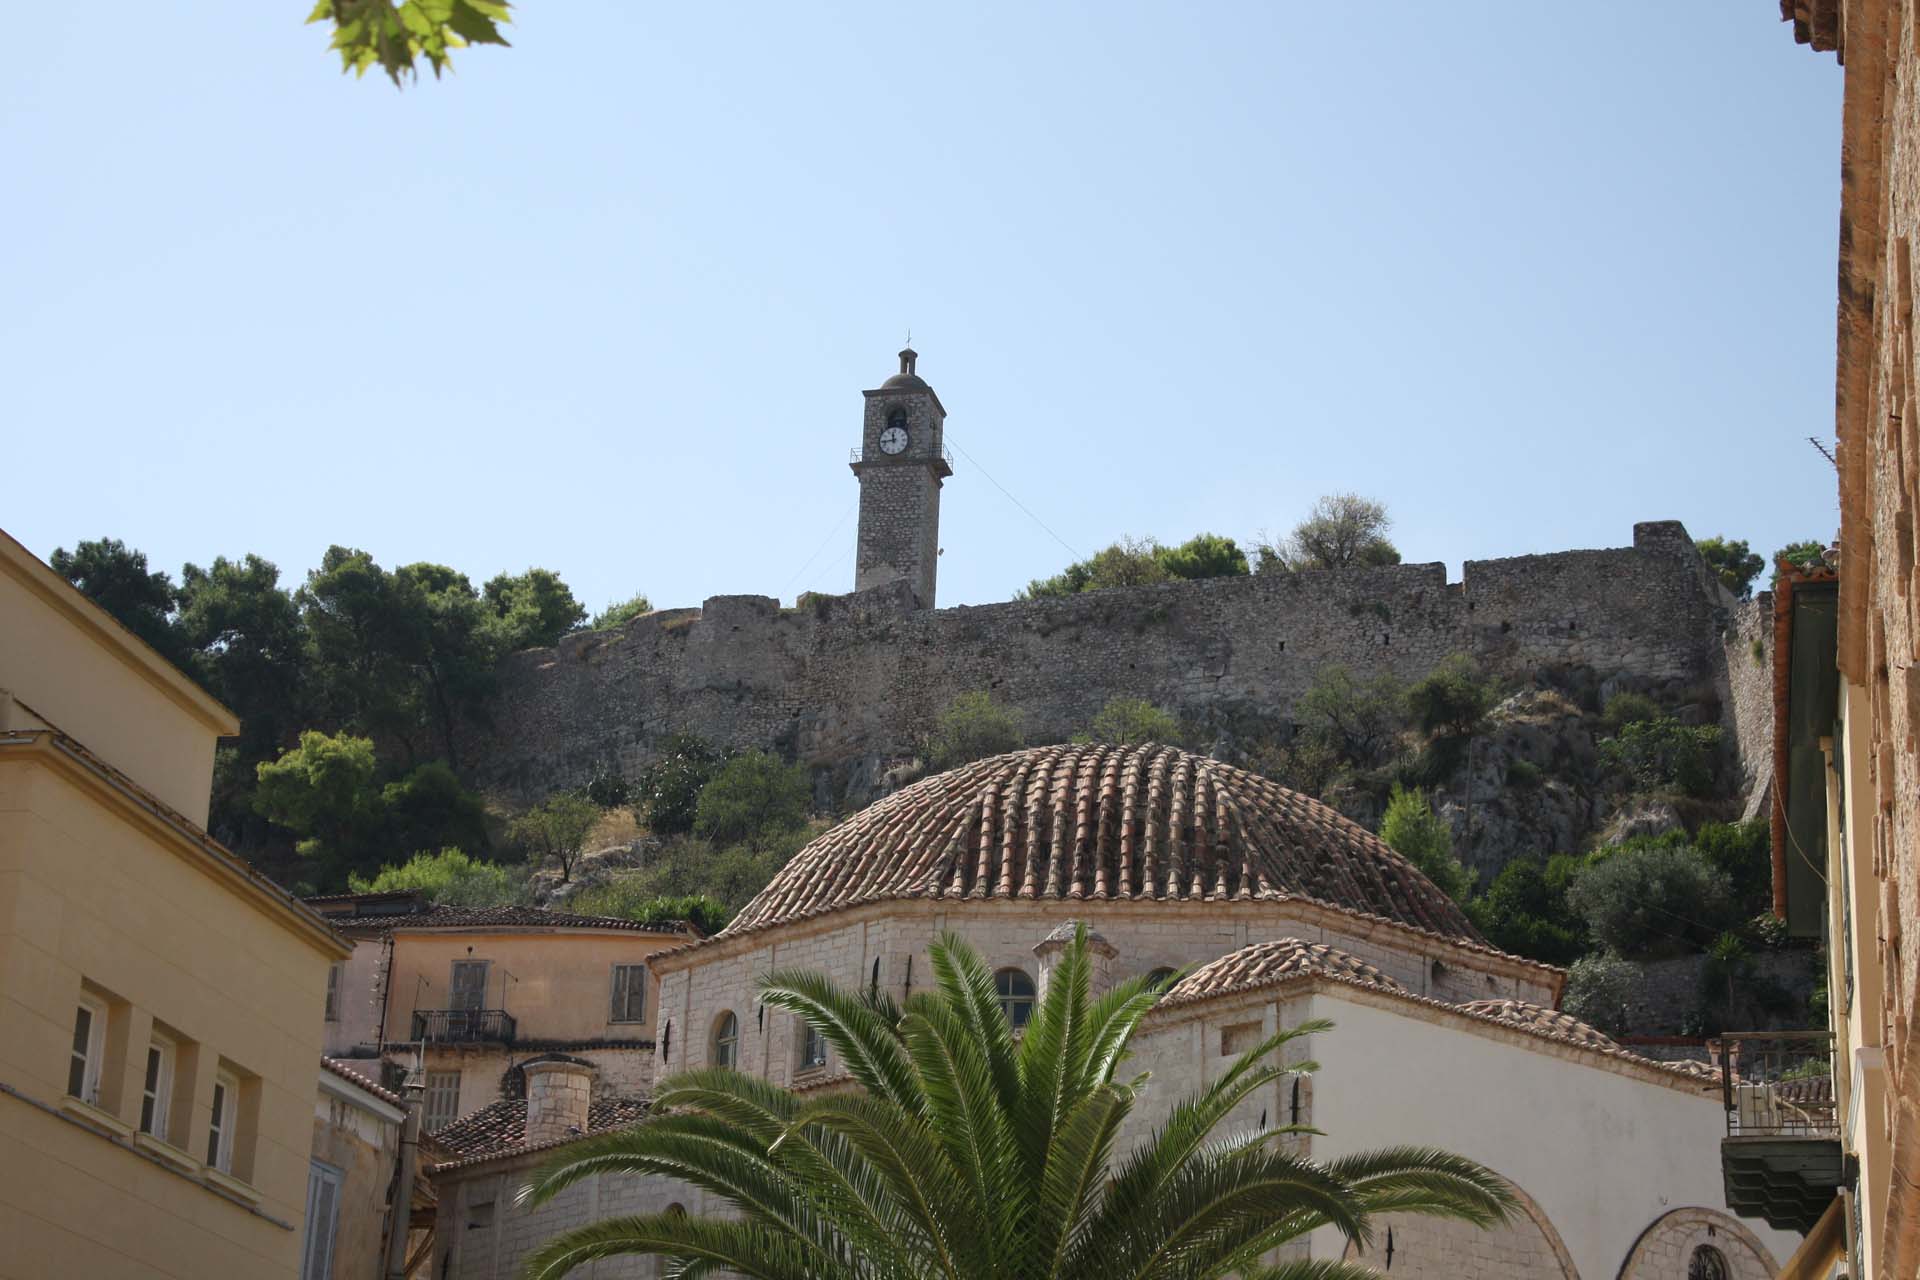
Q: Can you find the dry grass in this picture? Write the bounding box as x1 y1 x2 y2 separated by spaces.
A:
586 806 642 850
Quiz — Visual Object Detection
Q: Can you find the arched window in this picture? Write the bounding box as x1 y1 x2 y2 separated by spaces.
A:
1687 1245 1730 1280
1144 967 1177 991
711 1011 739 1068
995 968 1036 1029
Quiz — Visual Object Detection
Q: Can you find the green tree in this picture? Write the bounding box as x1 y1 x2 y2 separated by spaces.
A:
1598 717 1722 797
299 546 420 753
1693 819 1773 917
1562 951 1645 1038
1021 536 1170 599
391 561 501 769
564 880 730 936
510 792 604 882
1379 784 1474 901
483 567 586 651
1157 532 1250 581
522 926 1514 1280
1406 655 1495 741
1257 493 1400 573
927 691 1023 770
308 0 511 86
1467 857 1584 965
50 537 187 666
1297 666 1405 768
253 730 385 878
590 592 654 630
1695 537 1765 599
693 751 811 846
1773 540 1830 580
635 734 725 835
1565 840 1736 955
1085 696 1181 746
348 847 522 907
382 760 491 859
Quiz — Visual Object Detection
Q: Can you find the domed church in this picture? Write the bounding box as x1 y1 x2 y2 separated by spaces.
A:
428 744 1801 1279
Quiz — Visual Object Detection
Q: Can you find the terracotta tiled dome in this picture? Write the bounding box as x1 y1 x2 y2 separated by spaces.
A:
726 743 1484 942
1454 999 1619 1051
1158 938 1405 1007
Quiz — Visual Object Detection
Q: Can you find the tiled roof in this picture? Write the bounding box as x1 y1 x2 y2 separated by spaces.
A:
305 894 696 937
725 744 1485 944
322 1056 405 1107
428 1096 651 1171
1453 999 1618 1051
1159 938 1406 1008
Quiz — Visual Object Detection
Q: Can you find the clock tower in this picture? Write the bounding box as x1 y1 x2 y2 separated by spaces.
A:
851 347 951 608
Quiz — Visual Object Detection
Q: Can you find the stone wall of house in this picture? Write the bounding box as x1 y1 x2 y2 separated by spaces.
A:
466 521 1754 810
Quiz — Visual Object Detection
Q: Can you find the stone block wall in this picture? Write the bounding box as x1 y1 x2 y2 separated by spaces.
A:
465 521 1751 809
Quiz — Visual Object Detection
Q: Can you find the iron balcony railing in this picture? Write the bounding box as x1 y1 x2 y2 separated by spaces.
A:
1716 1030 1838 1138
849 444 957 468
411 1008 517 1045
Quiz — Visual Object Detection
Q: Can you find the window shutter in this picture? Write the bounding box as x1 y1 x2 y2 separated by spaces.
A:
302 1162 341 1280
610 966 628 1023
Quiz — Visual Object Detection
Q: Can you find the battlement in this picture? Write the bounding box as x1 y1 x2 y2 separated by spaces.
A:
465 521 1743 804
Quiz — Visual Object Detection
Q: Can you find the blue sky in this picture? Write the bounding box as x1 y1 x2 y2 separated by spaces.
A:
2 4 1842 616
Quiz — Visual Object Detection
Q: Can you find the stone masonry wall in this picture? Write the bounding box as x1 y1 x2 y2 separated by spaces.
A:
465 521 1750 808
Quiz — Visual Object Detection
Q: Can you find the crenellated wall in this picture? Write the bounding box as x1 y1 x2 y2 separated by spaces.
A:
464 521 1751 807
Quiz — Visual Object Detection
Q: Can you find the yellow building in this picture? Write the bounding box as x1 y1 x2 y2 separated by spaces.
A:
0 528 352 1279
1777 3 1920 1276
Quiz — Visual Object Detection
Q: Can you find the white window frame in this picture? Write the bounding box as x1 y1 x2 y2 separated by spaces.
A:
68 997 106 1104
423 1069 462 1132
302 1159 343 1280
610 964 648 1024
799 1022 827 1072
324 964 342 1022
140 1034 176 1138
207 1071 238 1172
712 1011 739 1068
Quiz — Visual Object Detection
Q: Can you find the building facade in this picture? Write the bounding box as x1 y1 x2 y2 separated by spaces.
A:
430 743 1800 1279
0 528 352 1279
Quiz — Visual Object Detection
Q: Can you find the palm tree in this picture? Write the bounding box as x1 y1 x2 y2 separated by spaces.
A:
520 926 1513 1279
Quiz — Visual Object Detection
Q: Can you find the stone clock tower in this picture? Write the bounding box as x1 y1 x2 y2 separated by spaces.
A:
851 347 951 608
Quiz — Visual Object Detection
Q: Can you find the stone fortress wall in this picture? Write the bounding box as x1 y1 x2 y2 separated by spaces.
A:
465 520 1772 811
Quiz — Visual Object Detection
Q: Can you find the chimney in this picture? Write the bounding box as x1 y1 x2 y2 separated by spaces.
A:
1034 920 1117 1002
522 1058 596 1147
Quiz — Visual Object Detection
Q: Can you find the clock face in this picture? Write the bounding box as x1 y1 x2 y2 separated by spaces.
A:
879 424 909 455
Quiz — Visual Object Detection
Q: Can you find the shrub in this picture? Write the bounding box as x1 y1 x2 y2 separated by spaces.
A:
1085 697 1181 746
1407 655 1495 739
1246 729 1342 799
1565 840 1736 954
1562 951 1646 1037
590 592 653 630
584 769 632 808
1505 759 1543 790
1773 540 1829 579
1156 532 1250 581
1600 691 1660 733
1255 494 1400 572
509 792 603 882
636 734 726 835
1297 666 1405 768
349 847 523 907
693 751 811 846
1467 857 1583 966
1599 717 1723 796
1379 784 1474 901
1693 818 1772 916
1021 532 1252 600
927 691 1023 770
566 878 731 936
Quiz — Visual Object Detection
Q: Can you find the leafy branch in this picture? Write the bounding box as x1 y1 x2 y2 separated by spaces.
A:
307 0 512 86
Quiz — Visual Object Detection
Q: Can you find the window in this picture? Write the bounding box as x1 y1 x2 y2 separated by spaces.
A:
324 964 342 1022
207 1071 238 1172
1688 1246 1730 1280
140 1036 175 1137
1219 1021 1262 1056
712 1012 739 1068
466 1198 495 1231
610 964 648 1023
994 969 1035 1029
799 1023 827 1071
67 998 105 1104
423 1070 462 1132
1144 967 1177 991
301 1160 343 1280
449 960 489 1012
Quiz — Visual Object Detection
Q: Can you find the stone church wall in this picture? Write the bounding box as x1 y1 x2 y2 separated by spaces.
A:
464 520 1750 807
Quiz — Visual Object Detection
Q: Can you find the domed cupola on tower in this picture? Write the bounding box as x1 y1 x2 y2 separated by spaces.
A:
851 347 952 608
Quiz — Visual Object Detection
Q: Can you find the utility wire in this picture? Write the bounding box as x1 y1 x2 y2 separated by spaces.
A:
779 499 857 598
946 433 1083 562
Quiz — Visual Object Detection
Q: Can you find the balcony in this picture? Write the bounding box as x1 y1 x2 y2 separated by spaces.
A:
410 1008 517 1045
1717 1031 1843 1234
848 444 956 476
